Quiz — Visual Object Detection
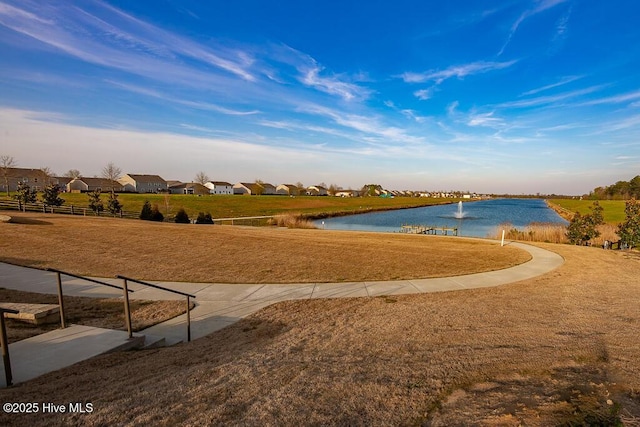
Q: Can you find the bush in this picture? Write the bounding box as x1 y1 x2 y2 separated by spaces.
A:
617 199 640 249
140 200 153 220
175 208 190 224
196 212 214 224
567 202 604 245
150 204 164 222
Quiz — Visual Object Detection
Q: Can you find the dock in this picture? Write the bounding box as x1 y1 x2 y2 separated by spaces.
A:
400 224 458 236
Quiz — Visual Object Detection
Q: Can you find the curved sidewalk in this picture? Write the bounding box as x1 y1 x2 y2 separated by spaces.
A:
0 242 564 342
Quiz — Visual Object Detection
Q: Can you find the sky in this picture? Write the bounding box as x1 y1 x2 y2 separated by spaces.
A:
1 0 639 195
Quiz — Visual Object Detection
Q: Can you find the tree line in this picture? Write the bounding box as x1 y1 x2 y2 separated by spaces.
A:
588 175 640 200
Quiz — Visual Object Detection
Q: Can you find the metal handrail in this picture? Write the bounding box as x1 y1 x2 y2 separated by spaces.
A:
46 268 133 334
116 275 196 342
0 307 19 387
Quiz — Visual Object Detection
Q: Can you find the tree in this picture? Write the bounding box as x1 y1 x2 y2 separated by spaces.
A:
87 190 103 215
140 200 153 220
617 199 640 249
175 208 190 223
1 155 16 196
42 183 64 207
64 169 82 179
194 172 209 185
328 183 341 196
102 162 122 181
254 179 265 196
196 212 214 224
566 201 605 245
13 181 37 209
106 191 122 216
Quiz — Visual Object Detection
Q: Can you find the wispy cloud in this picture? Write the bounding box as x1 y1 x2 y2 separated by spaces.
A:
0 1 256 86
106 80 260 115
520 75 583 96
497 85 605 108
576 90 640 106
413 88 433 100
498 0 571 56
401 60 518 84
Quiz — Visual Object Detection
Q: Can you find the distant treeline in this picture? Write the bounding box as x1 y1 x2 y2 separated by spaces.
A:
588 175 640 200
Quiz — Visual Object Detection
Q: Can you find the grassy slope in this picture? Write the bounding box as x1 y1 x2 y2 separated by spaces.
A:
548 199 627 224
1 244 639 426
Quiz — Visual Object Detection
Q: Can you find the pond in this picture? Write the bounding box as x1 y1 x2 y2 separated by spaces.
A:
315 198 568 238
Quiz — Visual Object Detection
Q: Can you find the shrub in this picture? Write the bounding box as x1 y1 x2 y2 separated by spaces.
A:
87 189 103 215
42 183 64 207
106 191 122 215
150 204 164 222
140 200 153 220
567 201 604 245
196 212 214 224
617 199 640 249
175 208 190 224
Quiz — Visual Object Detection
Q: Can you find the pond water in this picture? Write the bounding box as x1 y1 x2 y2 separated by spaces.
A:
315 198 568 238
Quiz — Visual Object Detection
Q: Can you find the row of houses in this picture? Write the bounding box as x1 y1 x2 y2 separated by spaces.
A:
0 168 344 196
1 167 480 198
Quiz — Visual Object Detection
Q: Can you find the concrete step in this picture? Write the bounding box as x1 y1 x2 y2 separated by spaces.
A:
0 324 146 387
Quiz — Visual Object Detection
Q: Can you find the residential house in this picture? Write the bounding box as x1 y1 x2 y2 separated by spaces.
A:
335 189 359 197
276 184 301 196
307 185 328 196
204 181 233 195
119 174 167 193
168 182 210 195
233 182 276 195
67 178 125 193
233 182 256 195
0 168 55 192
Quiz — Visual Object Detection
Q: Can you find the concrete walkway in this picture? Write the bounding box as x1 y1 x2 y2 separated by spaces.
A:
0 241 564 344
0 241 563 386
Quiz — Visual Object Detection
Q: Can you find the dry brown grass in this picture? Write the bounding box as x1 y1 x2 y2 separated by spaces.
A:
267 213 317 229
494 222 621 247
0 287 188 343
0 211 530 283
1 244 639 426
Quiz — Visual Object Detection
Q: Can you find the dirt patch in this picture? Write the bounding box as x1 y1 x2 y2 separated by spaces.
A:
0 244 639 426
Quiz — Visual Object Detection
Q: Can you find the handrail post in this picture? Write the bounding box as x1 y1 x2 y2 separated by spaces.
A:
121 279 133 339
0 308 19 387
56 271 66 329
186 296 191 342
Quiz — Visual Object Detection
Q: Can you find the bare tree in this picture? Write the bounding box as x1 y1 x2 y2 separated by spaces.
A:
194 171 209 185
38 166 55 188
254 179 265 196
64 169 82 179
102 162 122 181
1 155 17 196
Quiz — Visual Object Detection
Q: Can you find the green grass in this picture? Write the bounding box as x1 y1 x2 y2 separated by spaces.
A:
2 193 460 219
549 199 627 224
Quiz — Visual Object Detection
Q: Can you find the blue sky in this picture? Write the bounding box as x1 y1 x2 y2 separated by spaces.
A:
1 0 639 194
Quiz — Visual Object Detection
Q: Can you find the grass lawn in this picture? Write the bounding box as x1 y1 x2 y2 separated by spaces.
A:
549 198 628 224
2 193 459 220
0 212 529 283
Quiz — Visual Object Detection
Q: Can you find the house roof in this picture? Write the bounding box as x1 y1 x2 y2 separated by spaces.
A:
124 174 166 183
69 178 122 189
209 181 232 186
4 167 47 178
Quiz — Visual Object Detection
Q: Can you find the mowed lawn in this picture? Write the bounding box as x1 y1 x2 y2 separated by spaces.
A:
46 193 458 219
549 198 628 224
0 212 529 283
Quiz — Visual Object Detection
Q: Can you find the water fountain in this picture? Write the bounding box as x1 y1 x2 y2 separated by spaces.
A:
454 201 465 219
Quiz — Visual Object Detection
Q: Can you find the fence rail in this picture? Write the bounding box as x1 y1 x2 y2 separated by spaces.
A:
0 200 139 219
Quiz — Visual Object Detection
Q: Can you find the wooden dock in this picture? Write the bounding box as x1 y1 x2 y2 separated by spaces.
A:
400 224 458 236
